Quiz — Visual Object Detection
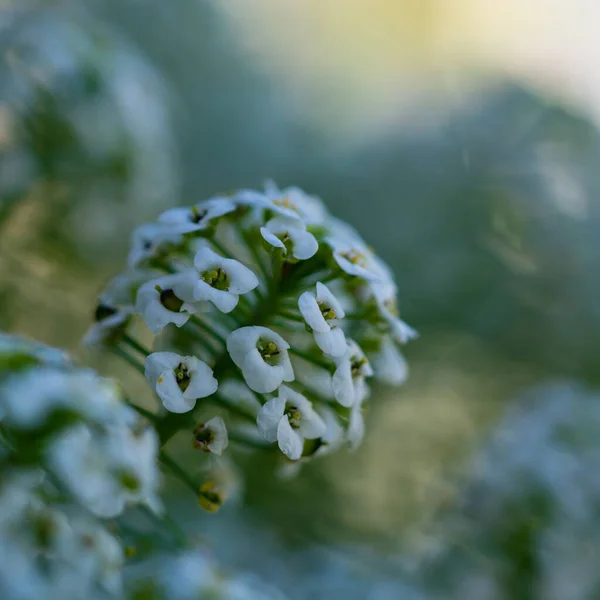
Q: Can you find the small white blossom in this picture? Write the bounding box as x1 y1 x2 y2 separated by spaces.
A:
370 336 409 386
128 222 183 268
0 471 125 599
332 340 373 407
327 236 381 281
193 247 258 313
48 422 161 518
145 352 218 413
157 197 237 235
136 271 205 334
257 386 326 460
298 282 346 356
227 326 294 393
83 307 131 347
260 216 318 261
0 368 129 429
237 181 328 226
157 550 221 599
0 334 69 367
264 181 329 226
347 394 367 450
84 270 160 346
192 416 229 455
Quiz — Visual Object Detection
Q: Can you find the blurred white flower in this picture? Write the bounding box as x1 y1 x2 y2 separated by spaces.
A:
260 216 319 261
257 385 326 460
158 196 237 235
128 223 183 268
192 247 259 313
145 352 218 413
0 368 128 429
332 339 373 407
227 326 294 393
136 271 204 334
192 416 229 455
0 470 125 599
370 336 409 386
237 181 328 226
298 282 346 356
48 422 161 518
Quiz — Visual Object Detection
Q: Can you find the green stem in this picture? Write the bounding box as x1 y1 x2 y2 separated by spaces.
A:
211 394 256 423
159 451 198 495
292 381 337 407
138 505 188 548
228 432 270 450
122 334 150 357
189 316 226 346
239 225 270 283
125 400 158 422
288 346 333 370
277 310 304 323
211 238 237 261
114 346 146 376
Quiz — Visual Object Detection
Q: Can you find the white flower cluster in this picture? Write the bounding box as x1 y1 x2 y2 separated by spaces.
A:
0 335 161 518
128 548 287 600
419 382 600 600
87 182 416 464
0 469 124 600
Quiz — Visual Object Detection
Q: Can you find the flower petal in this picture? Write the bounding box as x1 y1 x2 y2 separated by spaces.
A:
290 229 318 260
156 372 196 413
298 292 328 332
205 416 228 455
277 417 304 460
145 352 181 387
314 328 347 357
242 350 284 393
257 396 286 442
332 361 355 407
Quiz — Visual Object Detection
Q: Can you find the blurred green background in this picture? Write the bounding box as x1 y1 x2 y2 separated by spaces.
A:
2 2 600 598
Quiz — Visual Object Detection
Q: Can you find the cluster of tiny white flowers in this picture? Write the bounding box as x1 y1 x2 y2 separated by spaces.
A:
128 548 287 600
87 182 417 469
0 469 124 600
0 334 161 518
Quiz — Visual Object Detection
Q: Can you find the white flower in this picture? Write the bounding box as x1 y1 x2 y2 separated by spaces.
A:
48 423 161 518
264 181 329 226
332 339 373 407
237 181 328 226
145 352 218 413
192 247 258 313
157 197 237 235
136 271 204 334
227 326 294 393
84 270 161 346
57 515 124 597
370 336 409 386
347 395 367 450
327 236 381 281
159 550 220 599
192 416 229 455
0 333 69 367
83 306 131 347
298 282 346 356
260 216 318 261
257 386 326 460
0 368 129 429
128 223 183 268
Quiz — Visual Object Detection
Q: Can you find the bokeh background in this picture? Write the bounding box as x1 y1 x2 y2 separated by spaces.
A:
2 1 600 598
